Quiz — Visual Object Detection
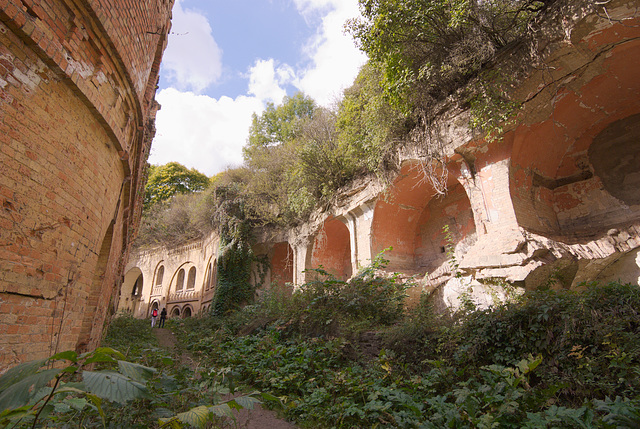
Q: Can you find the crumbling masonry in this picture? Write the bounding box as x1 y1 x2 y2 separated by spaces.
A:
0 0 174 371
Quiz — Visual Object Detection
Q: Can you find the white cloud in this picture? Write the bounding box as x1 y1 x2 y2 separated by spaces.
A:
151 88 264 176
247 59 291 104
151 0 367 176
161 0 222 93
292 0 366 105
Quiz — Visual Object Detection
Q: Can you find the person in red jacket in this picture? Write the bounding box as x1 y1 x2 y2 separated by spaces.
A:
151 307 158 327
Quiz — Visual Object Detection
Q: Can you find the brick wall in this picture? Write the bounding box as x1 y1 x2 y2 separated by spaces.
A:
0 0 173 371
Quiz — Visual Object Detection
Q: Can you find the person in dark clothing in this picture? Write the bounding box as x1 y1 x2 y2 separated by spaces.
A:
159 308 167 328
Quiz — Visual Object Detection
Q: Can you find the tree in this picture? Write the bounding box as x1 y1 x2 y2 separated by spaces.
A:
347 0 554 109
336 62 405 173
243 92 317 165
143 162 210 211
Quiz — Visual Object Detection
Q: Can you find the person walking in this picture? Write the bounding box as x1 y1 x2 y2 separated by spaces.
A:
151 307 158 327
159 308 167 328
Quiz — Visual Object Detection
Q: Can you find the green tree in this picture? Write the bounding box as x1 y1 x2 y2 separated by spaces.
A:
143 162 210 211
240 93 318 225
243 92 317 165
347 0 552 109
336 62 405 173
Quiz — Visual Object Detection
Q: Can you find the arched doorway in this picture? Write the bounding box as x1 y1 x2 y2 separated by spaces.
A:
118 267 143 314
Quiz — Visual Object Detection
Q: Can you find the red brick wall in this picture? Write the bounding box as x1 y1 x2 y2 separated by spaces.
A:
0 0 173 371
310 218 352 280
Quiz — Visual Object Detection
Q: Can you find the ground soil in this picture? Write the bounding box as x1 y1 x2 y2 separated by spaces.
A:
154 328 297 429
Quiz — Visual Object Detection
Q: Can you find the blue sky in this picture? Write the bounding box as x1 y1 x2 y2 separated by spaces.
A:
150 0 367 176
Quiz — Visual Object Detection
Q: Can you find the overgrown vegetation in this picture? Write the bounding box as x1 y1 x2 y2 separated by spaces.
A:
0 316 272 428
171 272 640 428
347 0 554 111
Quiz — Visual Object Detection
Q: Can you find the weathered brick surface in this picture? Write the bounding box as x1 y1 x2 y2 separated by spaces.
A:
0 0 172 371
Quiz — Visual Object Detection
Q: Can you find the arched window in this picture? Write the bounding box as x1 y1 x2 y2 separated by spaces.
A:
155 266 164 286
209 260 217 290
176 269 185 291
183 307 192 318
187 267 196 289
205 263 212 291
171 307 180 318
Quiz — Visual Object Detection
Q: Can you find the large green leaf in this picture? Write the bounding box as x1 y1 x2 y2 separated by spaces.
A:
0 368 60 412
49 350 78 363
229 395 260 410
209 403 233 418
117 360 156 383
160 405 211 428
0 358 47 391
83 371 150 404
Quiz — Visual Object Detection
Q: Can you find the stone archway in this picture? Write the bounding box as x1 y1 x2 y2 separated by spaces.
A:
308 218 352 280
118 267 143 314
371 161 476 275
182 306 192 318
271 242 294 287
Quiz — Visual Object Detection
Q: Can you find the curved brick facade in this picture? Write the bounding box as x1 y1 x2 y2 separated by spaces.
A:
0 0 173 371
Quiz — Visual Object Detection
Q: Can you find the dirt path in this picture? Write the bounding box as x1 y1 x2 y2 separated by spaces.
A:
154 328 296 429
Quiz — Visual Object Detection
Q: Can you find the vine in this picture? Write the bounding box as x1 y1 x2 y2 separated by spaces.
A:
209 185 256 317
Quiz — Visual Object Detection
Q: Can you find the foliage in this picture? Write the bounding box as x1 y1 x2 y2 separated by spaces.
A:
0 347 154 428
455 282 640 404
336 62 406 174
209 182 257 317
135 192 211 248
243 92 317 162
347 0 554 111
143 162 210 212
287 250 409 336
0 316 274 428
173 281 640 429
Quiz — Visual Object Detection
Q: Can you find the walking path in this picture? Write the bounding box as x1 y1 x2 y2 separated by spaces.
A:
153 328 296 429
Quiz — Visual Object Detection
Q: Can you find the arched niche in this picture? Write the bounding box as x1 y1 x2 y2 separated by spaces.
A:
118 267 143 313
175 268 185 291
182 306 193 318
154 263 165 287
203 257 216 291
308 218 352 281
186 267 196 290
271 242 294 287
510 39 640 243
371 161 476 274
170 306 180 318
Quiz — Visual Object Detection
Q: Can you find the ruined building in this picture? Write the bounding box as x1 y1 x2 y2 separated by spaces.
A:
123 0 640 320
0 0 174 371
